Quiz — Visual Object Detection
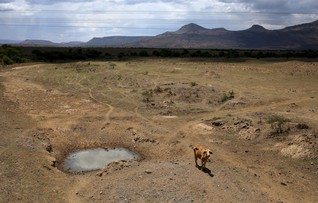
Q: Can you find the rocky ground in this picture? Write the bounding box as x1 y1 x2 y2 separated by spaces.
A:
0 59 317 203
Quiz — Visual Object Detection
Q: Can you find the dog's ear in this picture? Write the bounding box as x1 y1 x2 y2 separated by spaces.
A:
192 146 199 150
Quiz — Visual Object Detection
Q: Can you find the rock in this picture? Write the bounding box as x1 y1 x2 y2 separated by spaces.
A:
96 172 103 177
51 160 57 167
46 144 53 153
239 126 260 140
212 121 223 126
296 123 309 130
145 170 152 174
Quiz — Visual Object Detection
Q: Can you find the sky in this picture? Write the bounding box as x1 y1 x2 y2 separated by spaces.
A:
0 0 318 42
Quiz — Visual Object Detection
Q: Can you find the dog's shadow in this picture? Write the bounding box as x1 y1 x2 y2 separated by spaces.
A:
196 165 214 177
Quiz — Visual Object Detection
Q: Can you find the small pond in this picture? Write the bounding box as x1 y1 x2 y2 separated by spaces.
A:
63 147 138 172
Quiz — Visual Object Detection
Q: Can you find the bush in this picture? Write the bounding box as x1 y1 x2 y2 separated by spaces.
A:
0 45 26 64
142 90 153 102
139 50 149 57
2 55 14 65
267 115 290 134
190 81 198 87
220 90 234 102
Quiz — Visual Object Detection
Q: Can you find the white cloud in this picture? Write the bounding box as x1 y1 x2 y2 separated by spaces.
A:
0 0 317 42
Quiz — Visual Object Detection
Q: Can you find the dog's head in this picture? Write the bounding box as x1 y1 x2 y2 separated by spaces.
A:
203 149 213 158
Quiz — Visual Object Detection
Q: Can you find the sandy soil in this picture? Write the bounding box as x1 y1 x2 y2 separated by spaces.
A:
0 59 317 203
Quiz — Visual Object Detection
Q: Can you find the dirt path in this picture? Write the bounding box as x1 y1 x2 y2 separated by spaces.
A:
88 88 114 128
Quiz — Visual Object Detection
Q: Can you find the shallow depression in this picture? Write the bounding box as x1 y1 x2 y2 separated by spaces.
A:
63 147 138 172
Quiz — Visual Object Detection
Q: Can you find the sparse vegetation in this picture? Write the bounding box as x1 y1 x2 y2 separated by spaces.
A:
190 81 198 87
142 90 153 102
0 45 27 65
153 86 163 93
2 55 14 65
109 63 116 69
1 58 318 202
268 115 290 134
220 90 234 102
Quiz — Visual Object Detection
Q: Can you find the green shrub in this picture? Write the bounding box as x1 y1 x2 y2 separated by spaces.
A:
267 115 290 134
142 90 153 102
139 50 149 57
220 90 234 102
2 55 14 65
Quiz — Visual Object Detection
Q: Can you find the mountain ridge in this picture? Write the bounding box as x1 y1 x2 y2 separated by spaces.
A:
128 20 318 49
1 20 318 50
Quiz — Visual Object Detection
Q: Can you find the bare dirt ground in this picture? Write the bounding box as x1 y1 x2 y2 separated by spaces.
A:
1 59 317 203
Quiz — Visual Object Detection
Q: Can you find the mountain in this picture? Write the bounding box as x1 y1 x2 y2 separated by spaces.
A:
3 20 318 49
17 36 150 47
128 20 318 50
19 40 84 47
175 23 209 34
247 25 267 32
83 36 149 47
60 41 84 47
19 40 60 47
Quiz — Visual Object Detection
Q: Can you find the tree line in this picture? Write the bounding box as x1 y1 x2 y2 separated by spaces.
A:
1 45 318 65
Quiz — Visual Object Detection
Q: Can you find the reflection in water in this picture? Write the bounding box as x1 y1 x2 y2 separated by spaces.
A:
63 148 138 172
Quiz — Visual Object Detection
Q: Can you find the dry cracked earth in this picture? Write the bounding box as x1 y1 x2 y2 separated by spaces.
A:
0 59 318 203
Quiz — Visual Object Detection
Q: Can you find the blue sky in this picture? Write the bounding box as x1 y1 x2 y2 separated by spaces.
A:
0 0 317 42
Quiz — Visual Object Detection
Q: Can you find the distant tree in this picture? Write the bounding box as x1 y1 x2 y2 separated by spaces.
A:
152 50 160 56
256 51 264 59
304 50 318 58
2 55 14 65
104 52 113 58
190 50 202 57
117 52 125 60
181 49 189 57
228 50 239 58
172 51 181 57
139 50 149 57
201 51 212 57
159 49 172 57
130 52 138 57
244 51 252 57
0 45 26 64
84 49 102 59
218 51 225 57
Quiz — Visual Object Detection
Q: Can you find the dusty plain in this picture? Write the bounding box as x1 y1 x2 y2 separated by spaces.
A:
0 58 318 202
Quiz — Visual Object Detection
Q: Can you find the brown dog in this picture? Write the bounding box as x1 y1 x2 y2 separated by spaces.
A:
192 145 212 170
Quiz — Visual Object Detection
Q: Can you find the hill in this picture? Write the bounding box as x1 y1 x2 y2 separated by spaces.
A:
128 20 318 49
83 36 149 47
3 20 318 50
